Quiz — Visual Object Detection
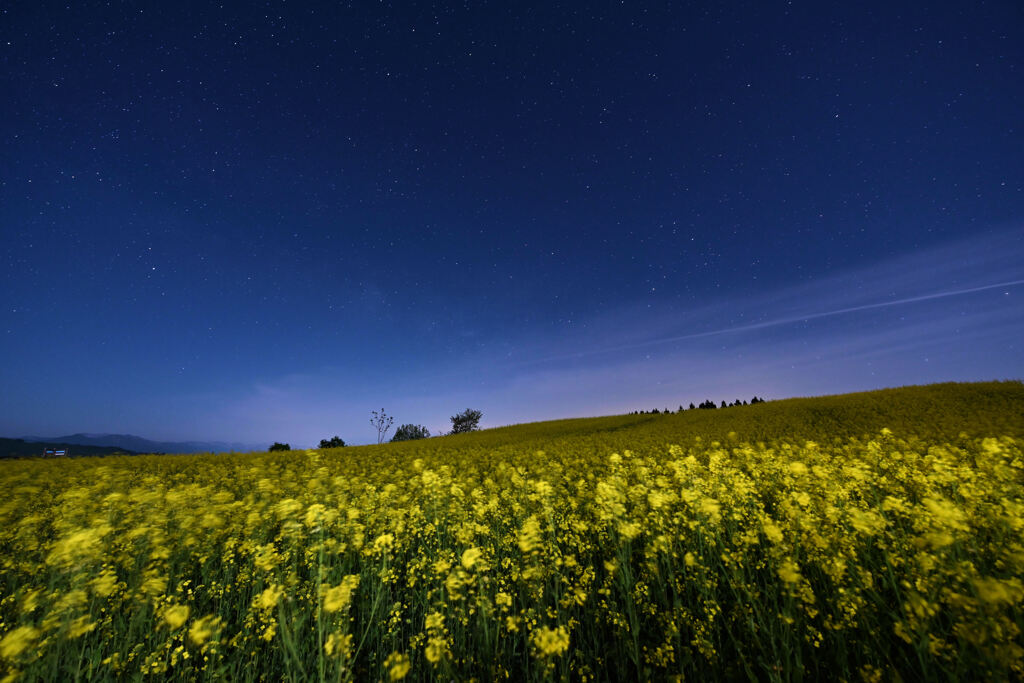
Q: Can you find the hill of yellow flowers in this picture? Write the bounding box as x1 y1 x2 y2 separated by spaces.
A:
1 380 1022 681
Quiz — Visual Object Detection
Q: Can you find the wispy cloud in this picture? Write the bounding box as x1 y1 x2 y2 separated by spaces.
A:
510 229 1024 367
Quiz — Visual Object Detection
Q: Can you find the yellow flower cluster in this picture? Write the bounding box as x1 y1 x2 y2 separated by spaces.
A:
321 575 360 613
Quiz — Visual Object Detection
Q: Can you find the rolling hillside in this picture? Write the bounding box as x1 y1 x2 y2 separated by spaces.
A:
348 379 1024 459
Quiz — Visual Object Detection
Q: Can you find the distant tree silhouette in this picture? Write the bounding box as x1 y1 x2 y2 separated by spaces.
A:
371 409 394 445
318 436 346 448
629 396 768 414
391 424 430 442
269 442 291 452
450 408 483 434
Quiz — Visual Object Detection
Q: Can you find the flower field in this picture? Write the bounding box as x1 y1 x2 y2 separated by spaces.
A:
2 381 1023 681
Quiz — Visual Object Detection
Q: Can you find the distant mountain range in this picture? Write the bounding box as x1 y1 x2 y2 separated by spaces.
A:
19 433 263 455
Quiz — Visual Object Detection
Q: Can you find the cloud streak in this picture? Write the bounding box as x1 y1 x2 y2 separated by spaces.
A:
526 277 1024 364
505 229 1024 367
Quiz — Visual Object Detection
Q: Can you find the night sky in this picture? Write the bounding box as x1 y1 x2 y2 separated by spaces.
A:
3 2 1022 447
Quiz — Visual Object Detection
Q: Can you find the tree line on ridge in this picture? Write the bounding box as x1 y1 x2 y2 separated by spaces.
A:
630 396 767 415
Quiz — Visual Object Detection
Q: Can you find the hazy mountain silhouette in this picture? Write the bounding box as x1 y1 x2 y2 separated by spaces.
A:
20 433 262 454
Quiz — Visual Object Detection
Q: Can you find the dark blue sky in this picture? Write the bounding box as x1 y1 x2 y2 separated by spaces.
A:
3 1 1022 446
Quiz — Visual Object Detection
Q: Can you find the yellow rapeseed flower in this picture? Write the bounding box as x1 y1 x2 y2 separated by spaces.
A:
323 575 360 612
384 652 411 680
517 516 543 554
699 497 721 522
304 503 327 527
257 584 284 610
461 546 483 571
762 520 784 543
617 520 642 540
0 626 40 658
91 569 118 597
372 533 395 553
923 531 955 549
189 615 222 646
777 559 801 584
972 577 1024 605
140 573 168 597
849 509 884 535
274 498 303 520
648 489 671 509
531 625 570 657
324 632 353 657
254 544 280 572
68 615 96 639
164 604 190 630
424 636 448 664
45 527 108 568
922 497 969 531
